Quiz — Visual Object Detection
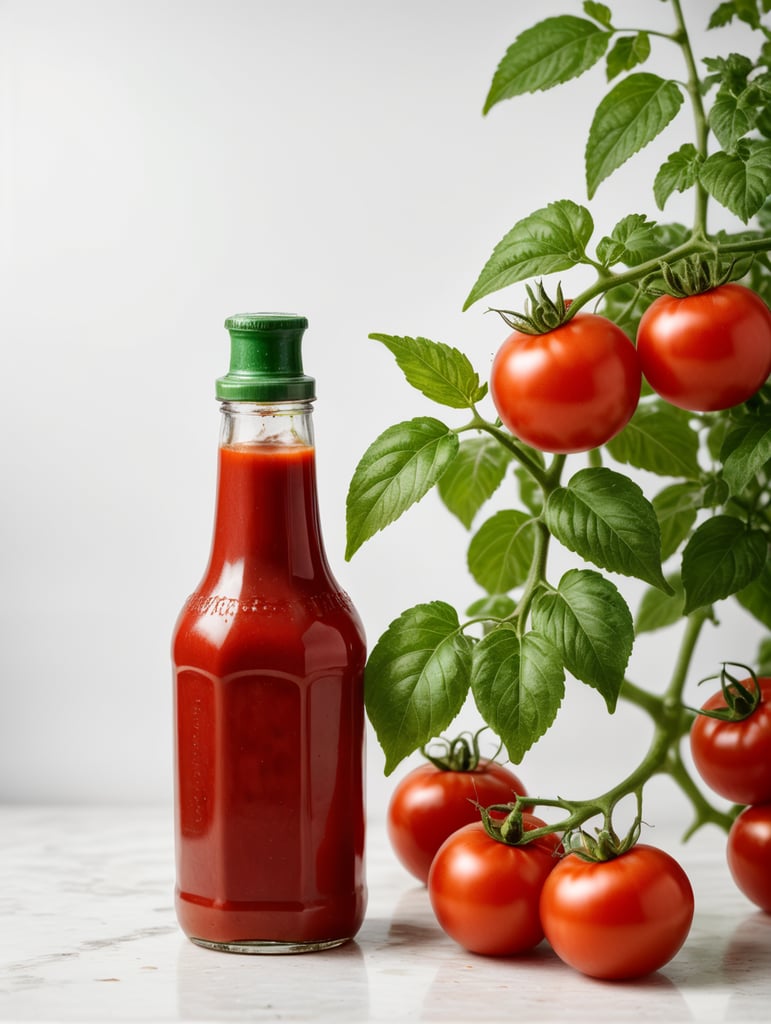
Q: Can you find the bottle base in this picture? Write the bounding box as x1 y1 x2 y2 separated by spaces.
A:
189 935 351 955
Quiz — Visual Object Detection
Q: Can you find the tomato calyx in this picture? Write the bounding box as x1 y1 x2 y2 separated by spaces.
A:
420 728 499 772
564 818 642 863
491 280 572 335
644 253 737 298
692 662 762 722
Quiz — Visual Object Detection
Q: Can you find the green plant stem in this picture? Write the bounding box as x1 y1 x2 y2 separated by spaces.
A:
466 412 552 488
669 0 711 234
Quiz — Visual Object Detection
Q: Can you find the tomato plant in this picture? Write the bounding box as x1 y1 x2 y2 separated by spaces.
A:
690 668 771 805
386 733 526 883
636 283 771 412
490 311 641 454
539 844 694 980
427 813 561 956
727 804 771 913
345 0 771 974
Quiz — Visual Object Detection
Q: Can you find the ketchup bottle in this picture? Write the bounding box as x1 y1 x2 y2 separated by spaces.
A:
172 313 367 953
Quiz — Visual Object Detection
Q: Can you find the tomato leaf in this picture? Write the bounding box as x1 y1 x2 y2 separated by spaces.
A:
531 569 633 712
720 409 771 495
652 482 701 561
471 625 565 763
635 575 685 634
606 33 652 81
464 200 594 310
596 213 661 267
466 593 517 623
467 510 537 594
483 16 611 114
710 86 758 152
365 602 473 775
345 417 459 559
369 333 487 409
437 436 514 528
654 143 702 209
681 515 767 613
586 73 685 198
736 557 771 631
545 467 672 592
605 402 701 478
699 139 771 222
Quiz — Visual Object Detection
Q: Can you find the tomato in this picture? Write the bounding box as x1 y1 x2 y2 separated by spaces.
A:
689 676 771 805
387 758 526 884
489 313 641 454
427 815 561 956
636 283 771 412
727 804 771 912
539 845 694 980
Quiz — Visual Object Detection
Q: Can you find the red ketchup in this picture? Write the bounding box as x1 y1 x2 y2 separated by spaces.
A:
172 314 367 953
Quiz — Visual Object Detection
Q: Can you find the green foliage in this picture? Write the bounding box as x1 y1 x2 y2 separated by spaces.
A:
346 2 771 786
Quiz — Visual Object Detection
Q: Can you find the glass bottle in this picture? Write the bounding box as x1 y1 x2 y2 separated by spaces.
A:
172 313 367 954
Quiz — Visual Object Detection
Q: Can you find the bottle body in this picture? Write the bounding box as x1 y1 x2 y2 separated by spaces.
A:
172 401 367 953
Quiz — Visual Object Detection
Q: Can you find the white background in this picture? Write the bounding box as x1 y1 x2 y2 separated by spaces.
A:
0 1 764 824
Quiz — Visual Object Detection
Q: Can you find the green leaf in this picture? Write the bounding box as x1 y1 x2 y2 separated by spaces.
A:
736 557 771 630
369 333 486 409
464 200 594 310
757 635 771 676
606 33 652 81
700 140 771 222
596 213 661 267
586 73 685 198
605 402 701 478
584 1 613 28
345 417 459 559
484 16 611 113
437 436 514 528
467 510 537 594
721 410 771 495
652 482 701 561
466 593 517 622
710 87 757 152
471 625 565 763
635 575 685 634
365 602 473 775
681 515 767 613
531 569 633 711
653 143 702 209
545 467 671 591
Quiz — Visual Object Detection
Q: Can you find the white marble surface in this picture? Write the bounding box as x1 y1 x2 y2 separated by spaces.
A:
1 804 769 1023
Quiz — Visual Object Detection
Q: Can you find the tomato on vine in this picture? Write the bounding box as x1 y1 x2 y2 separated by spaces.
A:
636 283 771 412
539 843 694 980
689 667 771 806
490 311 641 454
386 733 526 884
427 812 561 956
727 804 771 913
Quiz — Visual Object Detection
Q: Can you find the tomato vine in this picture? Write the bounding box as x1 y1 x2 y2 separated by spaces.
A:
346 1 771 844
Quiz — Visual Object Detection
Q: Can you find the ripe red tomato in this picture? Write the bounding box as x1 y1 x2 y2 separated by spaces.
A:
427 815 561 956
387 759 526 884
636 283 771 411
689 676 771 805
727 804 771 912
489 313 641 454
539 845 694 980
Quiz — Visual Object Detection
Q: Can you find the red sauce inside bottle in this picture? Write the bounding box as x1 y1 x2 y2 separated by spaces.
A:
172 441 367 949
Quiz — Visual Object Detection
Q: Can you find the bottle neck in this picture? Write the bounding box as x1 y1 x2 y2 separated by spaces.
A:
206 401 328 584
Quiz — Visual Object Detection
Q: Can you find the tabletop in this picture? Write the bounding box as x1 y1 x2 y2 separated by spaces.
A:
1 804 769 1023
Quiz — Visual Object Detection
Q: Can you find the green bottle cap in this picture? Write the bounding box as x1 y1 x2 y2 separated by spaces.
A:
216 313 315 401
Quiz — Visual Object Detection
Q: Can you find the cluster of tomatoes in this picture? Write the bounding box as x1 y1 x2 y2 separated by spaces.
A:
386 750 693 981
689 671 771 915
490 282 771 453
